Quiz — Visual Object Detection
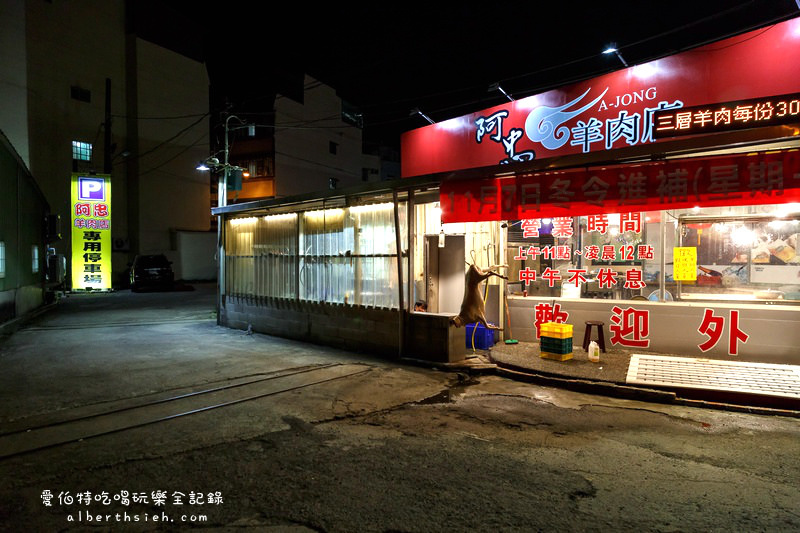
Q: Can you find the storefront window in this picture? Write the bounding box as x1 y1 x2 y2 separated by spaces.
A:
579 212 663 301
299 202 405 308
300 208 349 304
672 203 800 303
507 218 568 298
503 202 800 304
226 202 407 309
226 214 298 299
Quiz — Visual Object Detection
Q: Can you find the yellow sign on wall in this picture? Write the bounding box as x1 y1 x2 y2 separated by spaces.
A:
70 174 112 290
673 247 697 281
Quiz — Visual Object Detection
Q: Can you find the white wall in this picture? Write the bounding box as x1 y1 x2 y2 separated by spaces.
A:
24 2 210 287
508 296 800 363
136 39 210 253
176 230 216 281
25 0 127 262
275 76 378 198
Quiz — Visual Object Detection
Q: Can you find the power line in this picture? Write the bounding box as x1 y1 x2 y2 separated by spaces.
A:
360 13 797 130
133 113 209 162
350 6 792 121
137 134 209 177
273 150 361 179
110 112 209 120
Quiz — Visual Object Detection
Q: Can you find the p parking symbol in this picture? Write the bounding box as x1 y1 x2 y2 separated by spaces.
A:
78 177 105 201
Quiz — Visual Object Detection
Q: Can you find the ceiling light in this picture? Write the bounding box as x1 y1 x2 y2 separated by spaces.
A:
410 108 435 124
603 44 628 67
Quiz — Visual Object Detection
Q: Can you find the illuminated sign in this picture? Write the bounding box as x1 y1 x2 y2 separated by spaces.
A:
402 17 800 178
440 149 800 223
70 174 112 290
653 92 800 139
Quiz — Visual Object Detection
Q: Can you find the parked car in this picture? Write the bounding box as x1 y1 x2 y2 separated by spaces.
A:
129 254 175 292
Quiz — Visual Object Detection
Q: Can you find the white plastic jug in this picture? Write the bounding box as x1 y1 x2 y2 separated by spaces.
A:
588 340 600 363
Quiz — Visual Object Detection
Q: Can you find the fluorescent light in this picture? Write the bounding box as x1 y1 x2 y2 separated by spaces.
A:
229 217 258 225
349 202 394 214
263 213 297 222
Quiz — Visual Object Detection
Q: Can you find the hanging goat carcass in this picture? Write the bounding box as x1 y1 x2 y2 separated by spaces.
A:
450 263 507 329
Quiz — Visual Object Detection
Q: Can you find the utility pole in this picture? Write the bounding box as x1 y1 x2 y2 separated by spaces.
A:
104 78 112 174
216 111 245 325
216 110 228 325
202 106 250 326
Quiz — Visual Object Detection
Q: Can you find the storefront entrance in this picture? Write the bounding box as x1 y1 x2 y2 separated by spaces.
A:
422 234 464 315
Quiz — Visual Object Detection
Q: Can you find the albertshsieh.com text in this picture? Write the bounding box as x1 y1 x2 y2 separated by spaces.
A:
67 510 207 523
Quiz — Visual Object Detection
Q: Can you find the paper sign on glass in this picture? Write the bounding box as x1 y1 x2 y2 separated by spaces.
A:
673 247 697 281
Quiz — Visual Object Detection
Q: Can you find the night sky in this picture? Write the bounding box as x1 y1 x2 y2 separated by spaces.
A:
153 1 799 150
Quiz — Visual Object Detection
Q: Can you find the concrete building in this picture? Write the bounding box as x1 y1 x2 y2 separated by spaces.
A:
223 76 383 205
0 130 51 328
0 0 212 288
0 1 398 298
213 16 800 369
272 76 382 198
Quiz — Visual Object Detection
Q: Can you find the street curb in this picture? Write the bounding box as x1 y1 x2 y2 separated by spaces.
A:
0 301 58 337
495 366 678 404
671 396 800 418
400 355 800 417
494 364 800 418
399 356 498 376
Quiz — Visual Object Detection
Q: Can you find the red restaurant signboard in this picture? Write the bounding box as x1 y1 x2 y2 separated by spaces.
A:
401 17 800 179
440 149 800 223
653 92 800 139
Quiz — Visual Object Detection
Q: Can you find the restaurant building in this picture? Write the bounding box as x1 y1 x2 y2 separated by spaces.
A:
213 17 800 367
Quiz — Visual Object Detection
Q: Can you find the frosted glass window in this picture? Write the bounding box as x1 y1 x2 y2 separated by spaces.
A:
226 202 406 310
299 202 404 308
226 214 298 299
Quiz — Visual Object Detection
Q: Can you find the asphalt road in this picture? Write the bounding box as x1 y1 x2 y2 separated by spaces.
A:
1 284 798 531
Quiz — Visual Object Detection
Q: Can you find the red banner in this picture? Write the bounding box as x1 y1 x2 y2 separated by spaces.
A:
402 17 800 178
439 149 800 223
653 92 800 139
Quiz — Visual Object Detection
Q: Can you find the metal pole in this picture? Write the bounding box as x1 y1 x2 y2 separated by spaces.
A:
295 213 301 301
677 215 683 301
223 115 231 202
393 191 405 358
659 213 666 302
407 190 414 311
217 115 230 325
104 78 112 174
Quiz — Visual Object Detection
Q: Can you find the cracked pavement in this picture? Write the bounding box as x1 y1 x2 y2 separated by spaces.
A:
1 284 799 531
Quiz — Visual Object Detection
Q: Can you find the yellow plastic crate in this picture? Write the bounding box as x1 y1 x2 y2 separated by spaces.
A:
540 351 573 361
539 322 573 339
